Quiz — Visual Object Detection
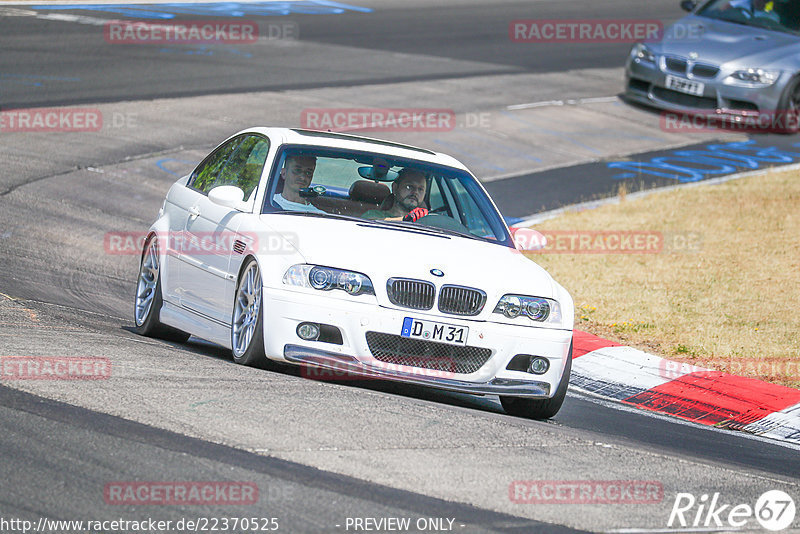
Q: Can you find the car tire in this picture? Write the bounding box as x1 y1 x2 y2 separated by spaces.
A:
231 258 268 366
776 76 800 134
500 340 573 420
134 235 191 343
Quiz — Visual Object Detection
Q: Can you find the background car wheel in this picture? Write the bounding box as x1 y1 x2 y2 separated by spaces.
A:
776 76 800 134
231 258 267 366
134 236 191 343
500 341 573 420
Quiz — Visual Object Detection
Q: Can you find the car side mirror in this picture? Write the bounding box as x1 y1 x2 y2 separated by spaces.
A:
509 227 547 251
208 185 247 211
680 0 697 11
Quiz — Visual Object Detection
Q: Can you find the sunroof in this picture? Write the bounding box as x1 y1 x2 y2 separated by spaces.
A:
291 129 436 155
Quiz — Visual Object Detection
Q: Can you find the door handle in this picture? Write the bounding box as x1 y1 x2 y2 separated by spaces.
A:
188 206 201 219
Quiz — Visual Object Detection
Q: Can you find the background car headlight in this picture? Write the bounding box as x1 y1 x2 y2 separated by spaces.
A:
630 43 655 64
493 294 561 325
283 264 375 296
727 68 780 87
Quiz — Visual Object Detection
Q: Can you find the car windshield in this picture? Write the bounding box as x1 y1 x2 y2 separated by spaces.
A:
696 0 800 34
263 145 513 247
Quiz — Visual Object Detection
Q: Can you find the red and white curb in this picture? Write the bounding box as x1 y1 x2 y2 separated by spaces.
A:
570 330 800 445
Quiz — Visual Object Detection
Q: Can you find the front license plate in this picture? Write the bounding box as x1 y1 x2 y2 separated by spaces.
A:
401 317 468 346
665 75 704 96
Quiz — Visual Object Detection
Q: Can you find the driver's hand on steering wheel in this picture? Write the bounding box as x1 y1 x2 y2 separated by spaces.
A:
403 207 429 222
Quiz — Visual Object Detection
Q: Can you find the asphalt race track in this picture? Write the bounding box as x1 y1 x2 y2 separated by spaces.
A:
1 0 799 532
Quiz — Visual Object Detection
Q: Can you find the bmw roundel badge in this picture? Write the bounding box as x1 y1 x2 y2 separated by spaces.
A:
430 269 444 277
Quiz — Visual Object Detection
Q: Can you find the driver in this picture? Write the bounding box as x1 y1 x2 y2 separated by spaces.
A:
752 0 779 20
273 154 325 213
361 168 429 222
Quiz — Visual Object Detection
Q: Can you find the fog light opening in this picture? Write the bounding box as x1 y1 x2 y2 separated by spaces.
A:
528 357 550 375
297 322 320 341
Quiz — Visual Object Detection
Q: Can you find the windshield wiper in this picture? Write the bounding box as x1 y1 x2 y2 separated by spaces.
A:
270 211 365 223
357 221 451 239
697 11 749 27
270 211 505 244
372 219 493 243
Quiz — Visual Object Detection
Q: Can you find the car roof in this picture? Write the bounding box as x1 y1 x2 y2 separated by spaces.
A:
238 127 470 172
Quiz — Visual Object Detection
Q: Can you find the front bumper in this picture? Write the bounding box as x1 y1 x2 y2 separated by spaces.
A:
624 55 786 117
284 345 551 397
262 286 572 399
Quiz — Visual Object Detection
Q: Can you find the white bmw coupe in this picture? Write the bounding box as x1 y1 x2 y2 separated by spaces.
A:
134 128 574 418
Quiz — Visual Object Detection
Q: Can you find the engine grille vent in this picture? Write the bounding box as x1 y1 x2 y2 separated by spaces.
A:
438 285 486 316
664 56 688 74
691 63 719 79
387 278 435 310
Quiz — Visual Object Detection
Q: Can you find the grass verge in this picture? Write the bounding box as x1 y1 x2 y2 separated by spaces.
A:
525 168 800 388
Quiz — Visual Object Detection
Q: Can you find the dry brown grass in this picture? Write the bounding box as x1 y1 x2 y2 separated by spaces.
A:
525 169 800 388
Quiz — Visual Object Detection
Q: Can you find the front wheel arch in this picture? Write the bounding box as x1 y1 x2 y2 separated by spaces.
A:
775 74 800 134
230 256 268 366
500 340 573 420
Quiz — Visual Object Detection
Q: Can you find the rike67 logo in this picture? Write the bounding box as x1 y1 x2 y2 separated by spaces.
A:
668 490 796 531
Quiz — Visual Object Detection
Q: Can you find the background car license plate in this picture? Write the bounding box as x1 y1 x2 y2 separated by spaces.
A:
665 75 704 96
401 317 468 346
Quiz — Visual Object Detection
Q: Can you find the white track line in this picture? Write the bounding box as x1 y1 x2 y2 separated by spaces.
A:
507 96 618 111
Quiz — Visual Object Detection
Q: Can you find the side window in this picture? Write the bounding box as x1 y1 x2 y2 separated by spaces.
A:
427 177 450 215
216 135 270 200
188 137 242 194
449 179 493 238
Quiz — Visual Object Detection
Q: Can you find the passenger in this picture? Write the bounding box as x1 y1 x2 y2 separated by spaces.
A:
361 168 429 222
273 155 326 213
725 0 778 19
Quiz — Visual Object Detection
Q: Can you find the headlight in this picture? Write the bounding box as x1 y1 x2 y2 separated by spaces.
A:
630 43 655 64
493 294 561 325
283 264 375 296
727 68 780 87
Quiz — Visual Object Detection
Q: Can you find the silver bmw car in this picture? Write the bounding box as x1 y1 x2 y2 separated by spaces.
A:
625 0 800 131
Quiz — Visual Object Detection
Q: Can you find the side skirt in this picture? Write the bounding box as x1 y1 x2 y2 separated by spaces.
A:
160 300 232 349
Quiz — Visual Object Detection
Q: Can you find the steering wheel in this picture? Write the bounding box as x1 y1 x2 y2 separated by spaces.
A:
415 213 472 234
299 185 327 198
724 6 753 21
751 12 782 29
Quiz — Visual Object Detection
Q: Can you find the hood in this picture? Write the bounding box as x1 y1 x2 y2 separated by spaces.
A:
657 15 800 68
259 214 557 302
